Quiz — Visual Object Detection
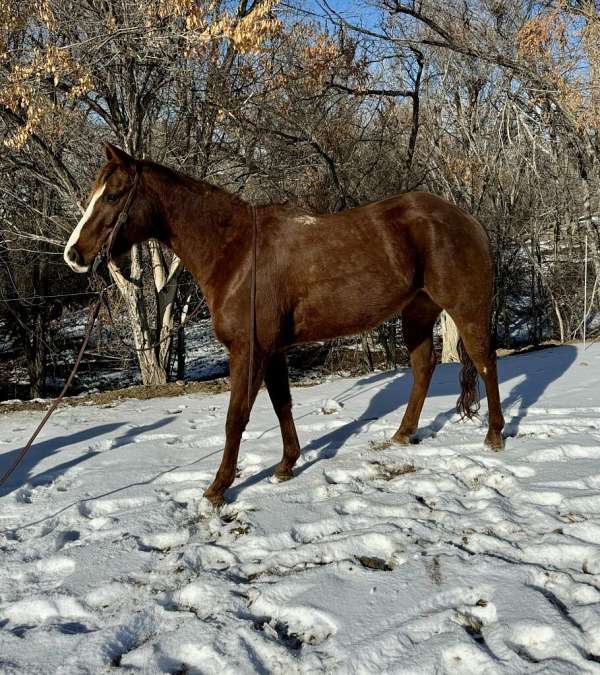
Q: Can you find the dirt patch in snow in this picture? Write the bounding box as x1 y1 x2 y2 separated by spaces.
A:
0 378 230 415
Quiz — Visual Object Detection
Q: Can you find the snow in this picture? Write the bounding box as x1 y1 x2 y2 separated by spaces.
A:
1 343 600 672
320 398 344 415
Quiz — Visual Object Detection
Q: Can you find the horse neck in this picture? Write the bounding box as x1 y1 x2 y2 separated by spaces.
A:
146 166 251 301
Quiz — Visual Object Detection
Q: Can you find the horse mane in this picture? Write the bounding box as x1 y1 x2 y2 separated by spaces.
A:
140 160 247 204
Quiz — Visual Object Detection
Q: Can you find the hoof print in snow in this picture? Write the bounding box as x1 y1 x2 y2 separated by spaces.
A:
230 523 251 538
368 439 392 452
219 512 252 538
254 615 334 649
15 486 37 504
370 460 416 481
220 511 237 524
356 555 396 571
254 618 303 650
249 593 337 648
55 529 81 551
455 611 484 641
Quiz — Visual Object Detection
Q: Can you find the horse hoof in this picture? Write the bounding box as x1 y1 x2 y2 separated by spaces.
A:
273 466 294 482
392 432 412 445
273 471 294 482
485 433 504 451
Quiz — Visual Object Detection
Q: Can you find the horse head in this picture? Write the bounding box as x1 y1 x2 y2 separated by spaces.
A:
64 143 156 272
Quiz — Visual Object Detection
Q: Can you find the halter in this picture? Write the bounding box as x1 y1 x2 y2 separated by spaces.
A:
92 168 140 272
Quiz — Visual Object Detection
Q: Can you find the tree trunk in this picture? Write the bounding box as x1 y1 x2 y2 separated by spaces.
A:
109 248 167 386
27 310 47 398
441 311 460 363
360 333 375 371
176 287 194 381
148 240 183 374
109 241 185 386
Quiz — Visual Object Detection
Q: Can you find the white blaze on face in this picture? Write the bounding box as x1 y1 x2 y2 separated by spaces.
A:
64 184 106 272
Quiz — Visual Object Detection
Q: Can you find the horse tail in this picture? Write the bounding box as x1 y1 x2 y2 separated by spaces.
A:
456 338 481 420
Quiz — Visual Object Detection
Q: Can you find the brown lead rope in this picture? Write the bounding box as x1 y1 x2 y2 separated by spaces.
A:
0 171 141 488
0 294 104 486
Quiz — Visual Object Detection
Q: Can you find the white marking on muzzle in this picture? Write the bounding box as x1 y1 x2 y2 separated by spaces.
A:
64 184 106 273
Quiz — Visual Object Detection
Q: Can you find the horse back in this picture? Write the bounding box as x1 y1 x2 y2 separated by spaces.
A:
261 192 490 345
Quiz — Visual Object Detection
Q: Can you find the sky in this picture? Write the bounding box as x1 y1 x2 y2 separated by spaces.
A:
285 0 383 31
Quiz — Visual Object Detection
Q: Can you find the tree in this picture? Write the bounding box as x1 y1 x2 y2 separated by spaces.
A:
1 1 599 399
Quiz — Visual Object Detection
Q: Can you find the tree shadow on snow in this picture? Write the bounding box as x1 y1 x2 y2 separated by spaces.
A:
0 416 176 497
230 369 456 495
0 444 226 537
0 345 578 506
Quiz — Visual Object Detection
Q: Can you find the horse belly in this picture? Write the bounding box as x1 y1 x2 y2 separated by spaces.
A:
282 214 418 344
292 274 412 343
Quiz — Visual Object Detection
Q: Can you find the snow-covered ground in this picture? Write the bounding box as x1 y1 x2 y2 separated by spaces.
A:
1 343 600 673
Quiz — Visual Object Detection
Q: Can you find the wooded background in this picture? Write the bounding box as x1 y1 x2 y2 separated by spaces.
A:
1 0 598 399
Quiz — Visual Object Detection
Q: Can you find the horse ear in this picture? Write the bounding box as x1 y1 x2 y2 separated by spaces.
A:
104 142 134 166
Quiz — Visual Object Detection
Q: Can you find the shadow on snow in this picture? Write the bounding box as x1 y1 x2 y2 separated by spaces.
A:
0 344 578 503
0 416 176 497
231 344 578 495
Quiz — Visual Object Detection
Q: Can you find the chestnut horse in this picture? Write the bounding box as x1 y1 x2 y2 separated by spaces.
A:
64 143 504 506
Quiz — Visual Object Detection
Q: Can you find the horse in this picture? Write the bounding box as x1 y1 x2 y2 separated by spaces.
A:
64 143 505 506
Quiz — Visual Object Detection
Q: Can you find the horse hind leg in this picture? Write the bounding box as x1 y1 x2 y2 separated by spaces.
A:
448 307 505 449
393 292 441 445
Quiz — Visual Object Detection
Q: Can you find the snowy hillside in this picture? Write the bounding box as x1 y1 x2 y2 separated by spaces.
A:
1 343 600 673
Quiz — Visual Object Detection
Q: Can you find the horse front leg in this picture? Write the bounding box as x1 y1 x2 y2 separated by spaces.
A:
204 345 265 507
265 351 301 480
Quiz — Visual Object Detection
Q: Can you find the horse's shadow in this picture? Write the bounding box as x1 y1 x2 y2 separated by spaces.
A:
231 344 578 495
326 345 577 456
498 345 578 434
0 416 176 496
303 344 578 462
296 370 440 475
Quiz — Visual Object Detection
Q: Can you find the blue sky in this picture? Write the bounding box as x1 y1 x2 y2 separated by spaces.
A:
288 0 382 31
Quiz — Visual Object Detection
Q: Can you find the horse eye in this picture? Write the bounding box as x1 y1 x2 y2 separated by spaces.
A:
106 193 119 203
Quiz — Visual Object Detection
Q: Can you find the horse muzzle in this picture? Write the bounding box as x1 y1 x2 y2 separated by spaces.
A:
64 245 91 273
